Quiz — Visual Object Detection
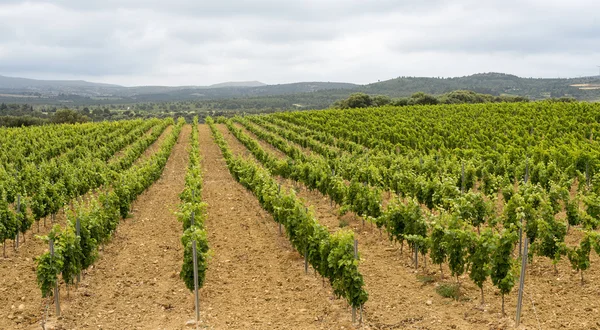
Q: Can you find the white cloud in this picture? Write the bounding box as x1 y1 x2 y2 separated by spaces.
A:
0 0 598 86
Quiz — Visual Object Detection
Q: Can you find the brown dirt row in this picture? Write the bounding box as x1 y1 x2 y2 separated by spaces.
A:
223 122 600 330
0 124 176 329
133 125 173 166
206 124 354 329
234 121 319 158
42 124 191 330
108 124 157 163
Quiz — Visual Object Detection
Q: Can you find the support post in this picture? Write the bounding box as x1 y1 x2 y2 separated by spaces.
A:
519 216 524 258
15 195 20 249
352 239 359 324
330 169 335 207
50 239 60 317
415 245 419 270
586 162 590 189
304 247 308 274
192 240 200 323
516 237 529 326
525 158 529 184
461 162 465 194
76 218 81 284
277 184 282 235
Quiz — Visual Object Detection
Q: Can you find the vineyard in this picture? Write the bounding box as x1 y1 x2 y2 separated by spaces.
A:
1 101 600 329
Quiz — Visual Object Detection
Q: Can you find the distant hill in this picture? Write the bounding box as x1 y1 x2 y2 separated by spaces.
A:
0 74 357 104
208 81 266 88
362 73 600 100
0 72 599 106
0 75 120 89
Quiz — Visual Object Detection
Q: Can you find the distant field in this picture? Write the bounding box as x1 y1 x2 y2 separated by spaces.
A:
0 93 39 98
571 83 600 90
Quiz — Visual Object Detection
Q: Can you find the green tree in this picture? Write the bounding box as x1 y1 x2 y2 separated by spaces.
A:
51 109 90 124
334 93 373 109
371 95 392 106
410 92 439 105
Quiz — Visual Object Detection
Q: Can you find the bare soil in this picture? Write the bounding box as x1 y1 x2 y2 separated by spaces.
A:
0 124 175 330
201 124 352 329
222 122 600 330
3 123 599 330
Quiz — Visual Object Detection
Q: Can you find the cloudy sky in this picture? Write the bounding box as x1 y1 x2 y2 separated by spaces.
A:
0 0 598 86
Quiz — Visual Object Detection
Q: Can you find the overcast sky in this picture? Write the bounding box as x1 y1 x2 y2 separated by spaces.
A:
0 0 598 86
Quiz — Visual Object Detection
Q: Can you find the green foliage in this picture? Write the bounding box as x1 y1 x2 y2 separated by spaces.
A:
429 219 447 268
332 93 375 109
34 118 185 297
178 117 210 292
344 93 374 108
381 198 426 249
51 109 90 124
328 230 368 307
468 229 493 291
567 233 592 276
410 92 440 105
584 192 600 222
180 226 209 291
207 117 368 308
0 192 18 246
56 226 83 285
566 196 582 227
548 183 569 215
177 201 207 231
533 215 567 266
16 197 34 236
35 226 64 298
436 283 460 300
490 229 518 297
453 192 491 228
444 216 471 279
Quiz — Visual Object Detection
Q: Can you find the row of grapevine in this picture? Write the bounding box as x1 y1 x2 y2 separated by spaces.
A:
0 119 170 255
270 103 598 194
224 115 600 314
271 103 600 187
207 117 368 308
249 113 600 237
0 121 136 166
30 119 169 222
178 117 210 293
248 115 478 197
253 111 600 276
1 120 152 203
228 118 382 220
35 118 185 299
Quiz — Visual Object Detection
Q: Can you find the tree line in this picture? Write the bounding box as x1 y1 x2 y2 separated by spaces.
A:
331 90 540 109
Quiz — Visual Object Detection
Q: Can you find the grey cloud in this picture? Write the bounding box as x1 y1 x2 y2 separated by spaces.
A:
12 0 444 21
0 46 154 76
0 0 599 85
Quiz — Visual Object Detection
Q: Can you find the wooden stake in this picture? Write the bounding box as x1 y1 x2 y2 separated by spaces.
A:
76 218 81 285
50 239 60 317
461 162 465 194
304 247 308 274
192 240 200 322
515 237 528 326
352 239 359 324
15 195 20 250
415 245 419 270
